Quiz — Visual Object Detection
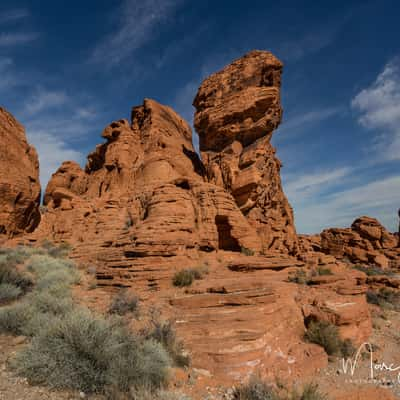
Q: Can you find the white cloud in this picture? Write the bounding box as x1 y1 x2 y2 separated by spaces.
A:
284 167 350 200
27 131 84 190
278 107 342 138
0 8 29 24
0 32 38 46
24 89 68 115
91 0 183 66
352 57 400 161
286 169 400 234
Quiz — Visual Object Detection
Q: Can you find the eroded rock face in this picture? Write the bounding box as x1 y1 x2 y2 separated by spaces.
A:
0 107 40 237
35 98 261 258
320 216 399 268
23 53 374 385
193 50 298 254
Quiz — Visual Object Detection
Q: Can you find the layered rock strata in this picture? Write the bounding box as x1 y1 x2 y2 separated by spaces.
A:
193 50 297 254
0 107 41 237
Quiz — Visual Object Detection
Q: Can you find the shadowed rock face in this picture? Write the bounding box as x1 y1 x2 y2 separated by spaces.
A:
0 107 41 237
193 50 298 254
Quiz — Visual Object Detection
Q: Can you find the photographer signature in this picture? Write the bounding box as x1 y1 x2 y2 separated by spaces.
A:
341 342 400 383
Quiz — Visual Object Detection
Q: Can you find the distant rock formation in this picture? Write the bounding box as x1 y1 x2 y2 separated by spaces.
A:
0 107 40 237
300 216 399 268
193 50 298 254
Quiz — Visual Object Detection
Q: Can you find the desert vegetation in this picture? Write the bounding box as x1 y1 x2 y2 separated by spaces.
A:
0 244 189 397
304 320 355 357
287 267 333 285
366 287 400 310
172 265 208 287
232 375 327 400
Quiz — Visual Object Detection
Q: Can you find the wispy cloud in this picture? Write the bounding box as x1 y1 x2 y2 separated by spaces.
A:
0 32 38 46
285 167 400 233
0 57 16 90
91 0 184 66
352 57 400 161
284 167 350 200
27 131 85 188
279 27 339 62
278 106 342 137
24 88 68 115
0 8 29 24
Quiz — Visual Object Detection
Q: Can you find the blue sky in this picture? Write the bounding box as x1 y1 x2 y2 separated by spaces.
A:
0 0 399 234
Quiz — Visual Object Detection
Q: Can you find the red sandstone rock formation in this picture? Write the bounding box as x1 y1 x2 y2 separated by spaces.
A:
320 216 399 268
193 50 298 255
35 98 261 258
21 53 374 385
0 107 40 237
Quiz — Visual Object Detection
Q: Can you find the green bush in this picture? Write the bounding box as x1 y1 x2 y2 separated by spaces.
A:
145 318 190 368
232 376 278 400
0 283 22 302
316 267 333 276
109 289 139 316
232 377 326 400
293 383 327 400
0 302 34 335
241 247 255 256
304 320 354 357
0 262 33 292
366 288 400 310
353 265 393 276
11 309 170 393
172 266 207 287
288 269 310 285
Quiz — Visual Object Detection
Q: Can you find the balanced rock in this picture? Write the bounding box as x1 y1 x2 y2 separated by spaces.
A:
0 107 41 237
193 50 298 254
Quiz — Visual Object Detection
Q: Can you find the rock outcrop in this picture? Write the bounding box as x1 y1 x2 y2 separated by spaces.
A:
0 107 41 237
20 52 374 385
193 50 298 254
320 216 399 268
35 98 262 259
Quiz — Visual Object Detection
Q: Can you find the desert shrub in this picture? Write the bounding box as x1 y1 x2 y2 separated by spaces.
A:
304 320 343 356
0 288 74 336
0 283 22 302
0 302 34 335
145 318 190 368
172 266 207 287
11 309 170 393
340 339 356 358
0 260 33 292
40 240 71 258
109 289 139 316
232 377 326 400
293 383 327 400
353 265 393 276
288 269 310 285
315 267 332 276
241 247 255 256
232 376 278 400
366 288 400 310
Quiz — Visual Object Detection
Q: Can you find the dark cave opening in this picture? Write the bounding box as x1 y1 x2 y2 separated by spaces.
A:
215 215 241 251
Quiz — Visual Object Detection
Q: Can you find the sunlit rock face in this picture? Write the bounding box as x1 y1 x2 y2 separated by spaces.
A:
194 50 298 254
0 107 41 237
